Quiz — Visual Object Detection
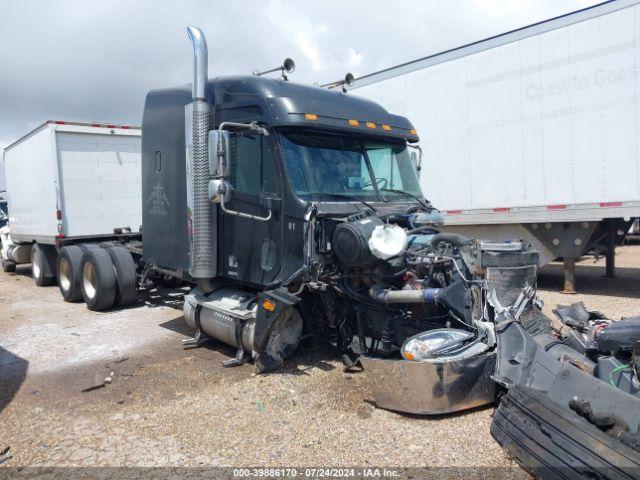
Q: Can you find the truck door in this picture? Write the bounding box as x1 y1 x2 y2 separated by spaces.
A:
220 133 283 286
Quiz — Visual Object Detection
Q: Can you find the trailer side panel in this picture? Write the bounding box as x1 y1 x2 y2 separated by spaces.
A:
353 0 640 222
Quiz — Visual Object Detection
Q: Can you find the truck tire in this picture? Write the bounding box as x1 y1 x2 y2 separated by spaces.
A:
31 243 56 286
491 385 640 479
81 248 116 311
1 259 16 273
105 245 138 307
57 246 84 302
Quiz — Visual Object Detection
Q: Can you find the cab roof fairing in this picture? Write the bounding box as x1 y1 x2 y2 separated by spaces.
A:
205 75 419 142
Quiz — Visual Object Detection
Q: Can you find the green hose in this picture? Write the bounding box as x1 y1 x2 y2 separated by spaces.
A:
609 363 630 386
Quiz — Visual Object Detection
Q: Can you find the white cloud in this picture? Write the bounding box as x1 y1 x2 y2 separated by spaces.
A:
267 0 328 71
0 0 600 156
347 48 363 72
295 31 323 71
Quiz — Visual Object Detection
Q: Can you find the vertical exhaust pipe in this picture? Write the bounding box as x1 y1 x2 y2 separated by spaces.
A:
185 26 215 280
187 26 208 100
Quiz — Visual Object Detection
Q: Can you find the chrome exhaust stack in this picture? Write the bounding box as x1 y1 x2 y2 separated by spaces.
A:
187 26 208 100
185 26 215 280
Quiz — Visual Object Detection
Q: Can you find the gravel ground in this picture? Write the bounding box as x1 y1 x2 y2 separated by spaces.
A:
1 246 639 475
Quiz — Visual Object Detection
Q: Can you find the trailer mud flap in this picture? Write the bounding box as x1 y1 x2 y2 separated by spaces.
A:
491 385 640 480
360 352 496 415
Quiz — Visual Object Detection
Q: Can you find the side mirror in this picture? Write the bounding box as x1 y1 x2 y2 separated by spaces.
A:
208 129 230 177
410 146 423 172
208 129 231 203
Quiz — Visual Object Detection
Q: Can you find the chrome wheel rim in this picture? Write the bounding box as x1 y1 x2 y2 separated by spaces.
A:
59 257 71 292
82 262 97 300
32 251 41 279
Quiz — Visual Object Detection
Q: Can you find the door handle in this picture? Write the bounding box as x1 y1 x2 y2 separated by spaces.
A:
259 196 282 210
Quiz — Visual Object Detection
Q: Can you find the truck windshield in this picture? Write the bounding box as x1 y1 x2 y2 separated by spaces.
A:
280 131 422 201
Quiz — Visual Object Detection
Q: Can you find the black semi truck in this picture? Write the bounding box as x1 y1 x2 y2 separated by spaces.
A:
140 27 534 380
10 25 639 474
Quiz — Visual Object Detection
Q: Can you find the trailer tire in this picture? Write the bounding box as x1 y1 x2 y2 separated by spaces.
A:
57 246 84 302
491 385 640 479
1 259 16 273
81 248 116 311
31 243 56 286
105 245 138 307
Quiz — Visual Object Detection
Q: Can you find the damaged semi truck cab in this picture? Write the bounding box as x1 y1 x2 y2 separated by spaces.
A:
141 27 541 409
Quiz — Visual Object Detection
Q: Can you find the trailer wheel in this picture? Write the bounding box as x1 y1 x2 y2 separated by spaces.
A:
81 248 116 311
31 243 56 286
57 246 84 302
105 245 138 307
1 259 16 273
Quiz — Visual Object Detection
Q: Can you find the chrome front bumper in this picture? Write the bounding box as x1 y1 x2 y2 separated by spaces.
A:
360 352 496 415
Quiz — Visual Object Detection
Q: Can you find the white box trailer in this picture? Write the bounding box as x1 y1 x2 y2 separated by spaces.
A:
352 0 640 291
1 121 142 285
4 121 141 242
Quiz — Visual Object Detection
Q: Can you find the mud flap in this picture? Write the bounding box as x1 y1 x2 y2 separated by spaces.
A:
253 289 301 373
491 385 640 480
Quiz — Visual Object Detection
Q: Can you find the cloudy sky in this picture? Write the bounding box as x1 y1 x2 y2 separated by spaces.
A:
0 0 598 189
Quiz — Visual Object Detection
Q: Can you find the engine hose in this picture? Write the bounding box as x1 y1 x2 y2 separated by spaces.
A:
358 268 407 279
382 318 396 343
369 285 442 304
407 225 439 235
337 280 392 309
381 316 397 353
430 232 471 250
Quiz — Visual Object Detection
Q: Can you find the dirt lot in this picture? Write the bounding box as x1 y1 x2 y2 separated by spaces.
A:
1 246 640 473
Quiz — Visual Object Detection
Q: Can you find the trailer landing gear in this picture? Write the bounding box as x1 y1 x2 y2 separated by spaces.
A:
604 220 617 278
562 257 577 295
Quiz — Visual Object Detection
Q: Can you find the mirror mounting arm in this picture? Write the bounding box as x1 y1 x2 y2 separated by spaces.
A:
210 121 272 222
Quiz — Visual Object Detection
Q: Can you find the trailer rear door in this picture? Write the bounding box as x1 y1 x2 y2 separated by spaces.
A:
56 131 141 237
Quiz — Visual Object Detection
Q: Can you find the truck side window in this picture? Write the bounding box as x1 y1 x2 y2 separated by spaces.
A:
229 135 260 195
261 139 278 195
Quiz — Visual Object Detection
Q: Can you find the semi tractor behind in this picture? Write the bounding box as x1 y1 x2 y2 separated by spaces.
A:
0 190 7 228
1 25 639 475
352 0 640 292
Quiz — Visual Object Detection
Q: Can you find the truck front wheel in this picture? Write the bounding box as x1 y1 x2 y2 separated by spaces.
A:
31 243 56 286
57 246 84 302
81 248 116 311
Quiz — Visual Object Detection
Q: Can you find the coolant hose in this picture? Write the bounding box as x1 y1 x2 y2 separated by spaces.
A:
369 285 442 304
430 232 471 250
